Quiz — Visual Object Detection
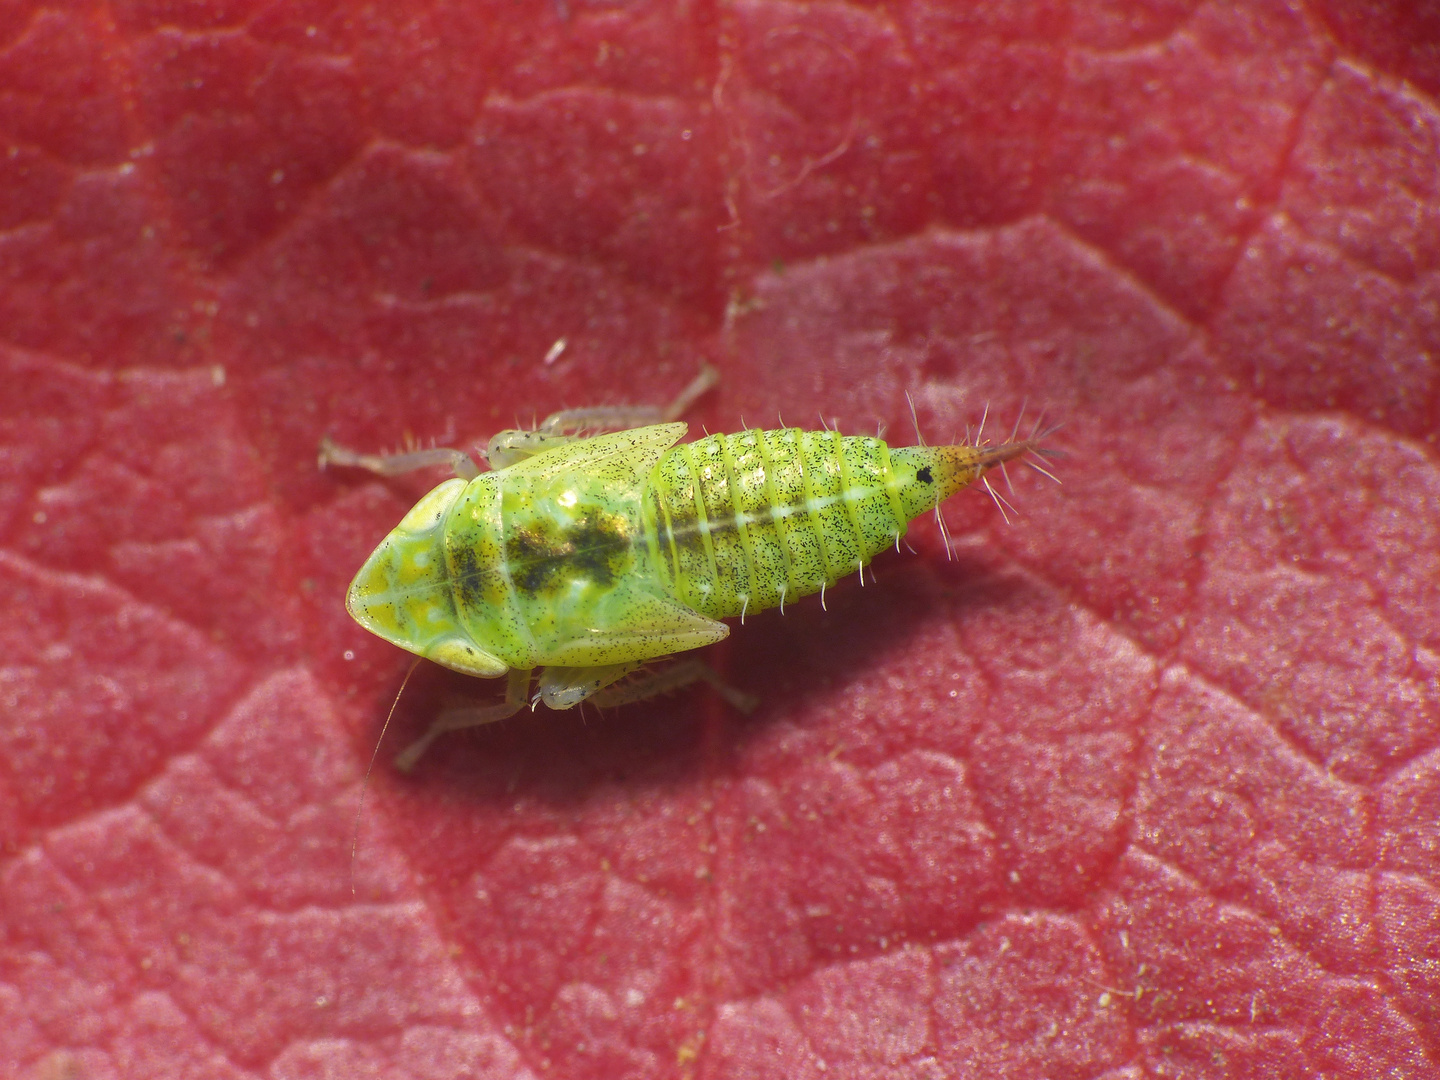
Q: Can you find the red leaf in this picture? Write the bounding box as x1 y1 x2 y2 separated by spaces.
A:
3 3 1438 1078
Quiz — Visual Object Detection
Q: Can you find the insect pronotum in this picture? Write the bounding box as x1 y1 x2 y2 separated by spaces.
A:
324 370 1052 769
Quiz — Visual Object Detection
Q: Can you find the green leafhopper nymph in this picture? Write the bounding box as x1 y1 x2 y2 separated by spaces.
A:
324 370 1053 768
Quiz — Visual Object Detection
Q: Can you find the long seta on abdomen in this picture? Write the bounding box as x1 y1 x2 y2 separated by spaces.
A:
640 427 986 620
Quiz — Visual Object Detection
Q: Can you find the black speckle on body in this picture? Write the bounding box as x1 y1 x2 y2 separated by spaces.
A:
916 466 934 484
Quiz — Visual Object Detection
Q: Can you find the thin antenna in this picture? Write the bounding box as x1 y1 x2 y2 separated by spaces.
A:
351 657 423 898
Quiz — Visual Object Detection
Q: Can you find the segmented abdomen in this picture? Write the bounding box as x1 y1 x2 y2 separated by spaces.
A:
642 428 921 619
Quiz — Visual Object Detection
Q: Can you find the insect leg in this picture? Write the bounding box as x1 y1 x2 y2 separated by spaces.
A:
540 364 718 435
589 658 757 714
393 667 532 772
536 662 647 709
483 428 584 467
486 366 718 468
319 437 481 480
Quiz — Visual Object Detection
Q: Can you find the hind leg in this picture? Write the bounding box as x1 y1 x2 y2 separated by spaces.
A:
321 366 717 475
587 658 757 714
537 364 718 434
484 365 718 467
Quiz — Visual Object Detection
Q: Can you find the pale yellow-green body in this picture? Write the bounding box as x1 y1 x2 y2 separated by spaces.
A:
347 422 1003 689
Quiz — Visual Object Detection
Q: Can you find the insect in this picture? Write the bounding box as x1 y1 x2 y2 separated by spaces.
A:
323 369 1052 769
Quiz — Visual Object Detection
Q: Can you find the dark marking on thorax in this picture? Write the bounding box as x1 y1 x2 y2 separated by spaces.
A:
506 506 634 596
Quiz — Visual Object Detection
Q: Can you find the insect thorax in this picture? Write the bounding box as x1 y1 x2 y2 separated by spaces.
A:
444 468 655 667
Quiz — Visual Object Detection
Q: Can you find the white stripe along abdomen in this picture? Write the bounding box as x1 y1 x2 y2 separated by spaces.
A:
642 428 971 619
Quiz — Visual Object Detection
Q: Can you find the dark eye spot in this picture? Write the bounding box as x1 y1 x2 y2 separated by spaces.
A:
916 466 933 484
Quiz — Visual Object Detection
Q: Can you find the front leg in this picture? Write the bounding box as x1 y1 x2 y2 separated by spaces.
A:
318 436 482 480
394 667 532 772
